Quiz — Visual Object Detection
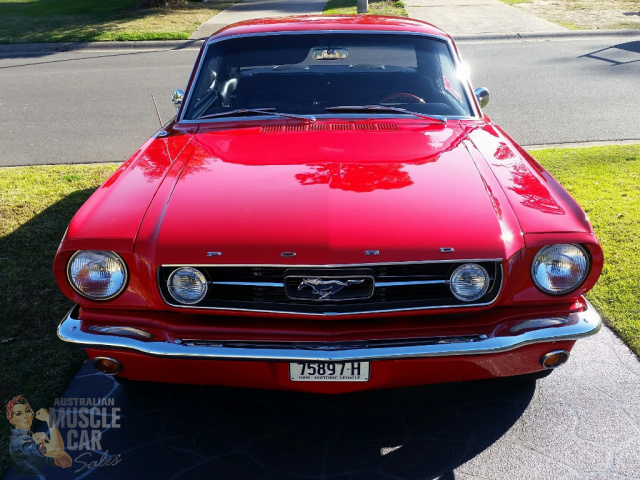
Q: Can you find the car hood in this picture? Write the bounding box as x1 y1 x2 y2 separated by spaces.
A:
136 121 521 265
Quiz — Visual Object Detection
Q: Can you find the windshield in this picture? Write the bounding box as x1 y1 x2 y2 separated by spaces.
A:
182 33 474 121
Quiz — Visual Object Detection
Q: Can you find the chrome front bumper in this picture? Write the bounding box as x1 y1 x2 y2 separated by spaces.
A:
58 301 602 362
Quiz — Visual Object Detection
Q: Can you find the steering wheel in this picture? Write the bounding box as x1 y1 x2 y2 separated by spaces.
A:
379 93 425 104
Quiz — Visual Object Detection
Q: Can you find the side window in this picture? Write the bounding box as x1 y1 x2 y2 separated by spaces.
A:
186 52 221 118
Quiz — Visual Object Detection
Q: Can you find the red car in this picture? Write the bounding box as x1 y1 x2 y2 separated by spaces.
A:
55 15 603 393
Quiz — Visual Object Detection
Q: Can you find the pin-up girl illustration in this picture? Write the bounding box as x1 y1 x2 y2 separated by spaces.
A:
6 395 72 475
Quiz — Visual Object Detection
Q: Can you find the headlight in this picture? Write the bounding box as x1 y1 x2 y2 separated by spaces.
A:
531 244 589 295
67 251 128 300
449 263 490 302
167 267 208 304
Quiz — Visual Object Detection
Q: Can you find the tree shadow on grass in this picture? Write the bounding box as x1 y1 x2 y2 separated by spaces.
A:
0 188 98 476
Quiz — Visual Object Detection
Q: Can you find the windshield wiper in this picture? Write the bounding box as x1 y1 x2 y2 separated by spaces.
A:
325 105 446 123
198 108 315 122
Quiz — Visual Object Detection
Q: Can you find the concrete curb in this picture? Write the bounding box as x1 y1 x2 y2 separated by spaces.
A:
0 40 204 55
454 28 640 42
525 139 640 150
0 29 638 55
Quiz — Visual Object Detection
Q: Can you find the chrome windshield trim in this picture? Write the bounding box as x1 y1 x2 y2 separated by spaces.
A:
58 300 601 362
178 114 477 126
179 30 480 124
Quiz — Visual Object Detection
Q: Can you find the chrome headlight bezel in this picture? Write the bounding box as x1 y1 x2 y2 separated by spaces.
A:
66 250 128 301
449 263 490 302
531 243 590 295
167 267 209 305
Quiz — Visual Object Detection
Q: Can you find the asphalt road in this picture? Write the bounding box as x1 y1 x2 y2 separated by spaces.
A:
0 34 639 167
0 48 194 167
459 35 640 148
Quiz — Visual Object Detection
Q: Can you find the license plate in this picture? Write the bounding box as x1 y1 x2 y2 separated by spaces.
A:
289 362 370 382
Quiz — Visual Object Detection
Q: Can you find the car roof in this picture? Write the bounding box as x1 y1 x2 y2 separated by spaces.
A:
206 15 451 43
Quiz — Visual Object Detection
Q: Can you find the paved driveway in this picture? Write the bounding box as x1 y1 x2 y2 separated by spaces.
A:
5 326 639 480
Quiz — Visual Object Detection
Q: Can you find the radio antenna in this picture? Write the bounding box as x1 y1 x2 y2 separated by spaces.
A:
151 94 163 129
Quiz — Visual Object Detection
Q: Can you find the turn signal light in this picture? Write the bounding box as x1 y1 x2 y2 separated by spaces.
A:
540 350 570 369
93 357 122 375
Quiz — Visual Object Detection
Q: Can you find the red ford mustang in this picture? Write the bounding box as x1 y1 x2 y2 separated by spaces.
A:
55 15 603 393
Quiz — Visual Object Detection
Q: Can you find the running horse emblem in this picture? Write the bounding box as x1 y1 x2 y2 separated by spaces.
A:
298 278 365 299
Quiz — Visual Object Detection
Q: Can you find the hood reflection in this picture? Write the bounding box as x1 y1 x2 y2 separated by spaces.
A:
295 163 413 192
491 143 565 215
506 161 565 215
176 122 469 192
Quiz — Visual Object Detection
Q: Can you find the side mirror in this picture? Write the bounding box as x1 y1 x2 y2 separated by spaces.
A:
475 87 490 109
172 90 184 112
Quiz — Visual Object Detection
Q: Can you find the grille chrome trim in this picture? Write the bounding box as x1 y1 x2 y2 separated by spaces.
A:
376 280 447 287
159 261 504 316
210 281 284 288
209 279 447 288
156 301 500 316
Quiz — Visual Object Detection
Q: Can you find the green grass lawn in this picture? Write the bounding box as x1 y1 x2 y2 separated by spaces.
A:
0 163 119 475
0 144 638 475
0 0 239 43
534 144 640 354
0 0 408 44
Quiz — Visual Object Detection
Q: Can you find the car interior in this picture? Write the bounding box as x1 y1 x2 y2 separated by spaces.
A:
183 33 474 120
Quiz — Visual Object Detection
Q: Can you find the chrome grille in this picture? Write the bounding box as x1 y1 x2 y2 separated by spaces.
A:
158 261 503 315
